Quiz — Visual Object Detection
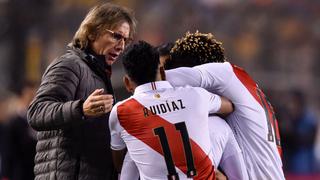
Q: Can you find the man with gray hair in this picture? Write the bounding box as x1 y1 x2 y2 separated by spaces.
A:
27 3 137 180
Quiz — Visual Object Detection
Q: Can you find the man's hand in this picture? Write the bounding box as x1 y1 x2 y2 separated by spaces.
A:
83 89 113 117
215 169 227 180
217 96 234 117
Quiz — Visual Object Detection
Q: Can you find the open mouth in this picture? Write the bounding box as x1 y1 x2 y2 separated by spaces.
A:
106 53 119 65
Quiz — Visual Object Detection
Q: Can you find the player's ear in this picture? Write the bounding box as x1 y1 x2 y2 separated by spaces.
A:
123 75 134 93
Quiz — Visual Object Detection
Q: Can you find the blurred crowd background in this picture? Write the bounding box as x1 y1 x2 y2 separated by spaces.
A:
0 0 319 179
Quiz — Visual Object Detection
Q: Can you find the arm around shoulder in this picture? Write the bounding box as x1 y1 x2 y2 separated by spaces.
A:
217 96 234 116
165 67 202 87
199 88 234 116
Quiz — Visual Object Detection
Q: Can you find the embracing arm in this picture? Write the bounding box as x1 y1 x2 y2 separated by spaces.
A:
217 96 234 117
200 88 234 116
165 67 202 87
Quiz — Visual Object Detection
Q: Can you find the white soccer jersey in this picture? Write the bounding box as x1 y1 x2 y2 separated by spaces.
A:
166 62 285 180
120 116 248 180
209 116 248 180
120 153 140 180
109 81 221 180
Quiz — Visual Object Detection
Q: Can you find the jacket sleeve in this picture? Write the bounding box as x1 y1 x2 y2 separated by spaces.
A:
27 58 85 131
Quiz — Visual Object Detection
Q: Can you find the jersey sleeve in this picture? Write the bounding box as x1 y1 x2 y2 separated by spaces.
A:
219 130 248 180
194 62 234 92
109 104 126 151
196 87 222 114
120 152 140 180
165 67 202 87
166 62 233 93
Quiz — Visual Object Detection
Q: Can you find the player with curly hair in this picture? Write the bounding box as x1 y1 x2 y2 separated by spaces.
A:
165 31 285 180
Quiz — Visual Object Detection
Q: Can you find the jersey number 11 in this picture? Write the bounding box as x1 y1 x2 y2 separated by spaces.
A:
154 122 196 179
256 88 281 146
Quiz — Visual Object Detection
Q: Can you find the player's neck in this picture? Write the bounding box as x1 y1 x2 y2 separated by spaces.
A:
130 69 163 92
155 68 162 82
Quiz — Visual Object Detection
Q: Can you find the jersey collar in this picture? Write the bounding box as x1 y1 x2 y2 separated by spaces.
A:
134 81 173 95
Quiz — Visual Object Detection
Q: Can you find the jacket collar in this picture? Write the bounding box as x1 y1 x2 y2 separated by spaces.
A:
67 46 111 70
67 45 115 95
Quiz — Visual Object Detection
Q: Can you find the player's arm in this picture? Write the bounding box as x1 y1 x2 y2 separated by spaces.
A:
219 131 249 180
217 96 234 117
199 88 233 116
166 63 233 90
165 67 202 87
109 104 127 173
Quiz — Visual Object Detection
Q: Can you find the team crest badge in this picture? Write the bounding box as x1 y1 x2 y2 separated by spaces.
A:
154 93 161 98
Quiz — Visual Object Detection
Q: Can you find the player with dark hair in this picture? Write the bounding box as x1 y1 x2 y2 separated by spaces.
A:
121 41 160 87
156 42 175 66
157 42 174 56
165 31 285 180
108 41 234 180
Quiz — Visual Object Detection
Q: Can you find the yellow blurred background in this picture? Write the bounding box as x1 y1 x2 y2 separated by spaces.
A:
0 0 319 179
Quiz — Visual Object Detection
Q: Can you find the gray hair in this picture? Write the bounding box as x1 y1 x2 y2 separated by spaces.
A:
70 3 137 50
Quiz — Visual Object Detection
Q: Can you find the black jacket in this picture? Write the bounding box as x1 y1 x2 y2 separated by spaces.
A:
27 47 117 180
